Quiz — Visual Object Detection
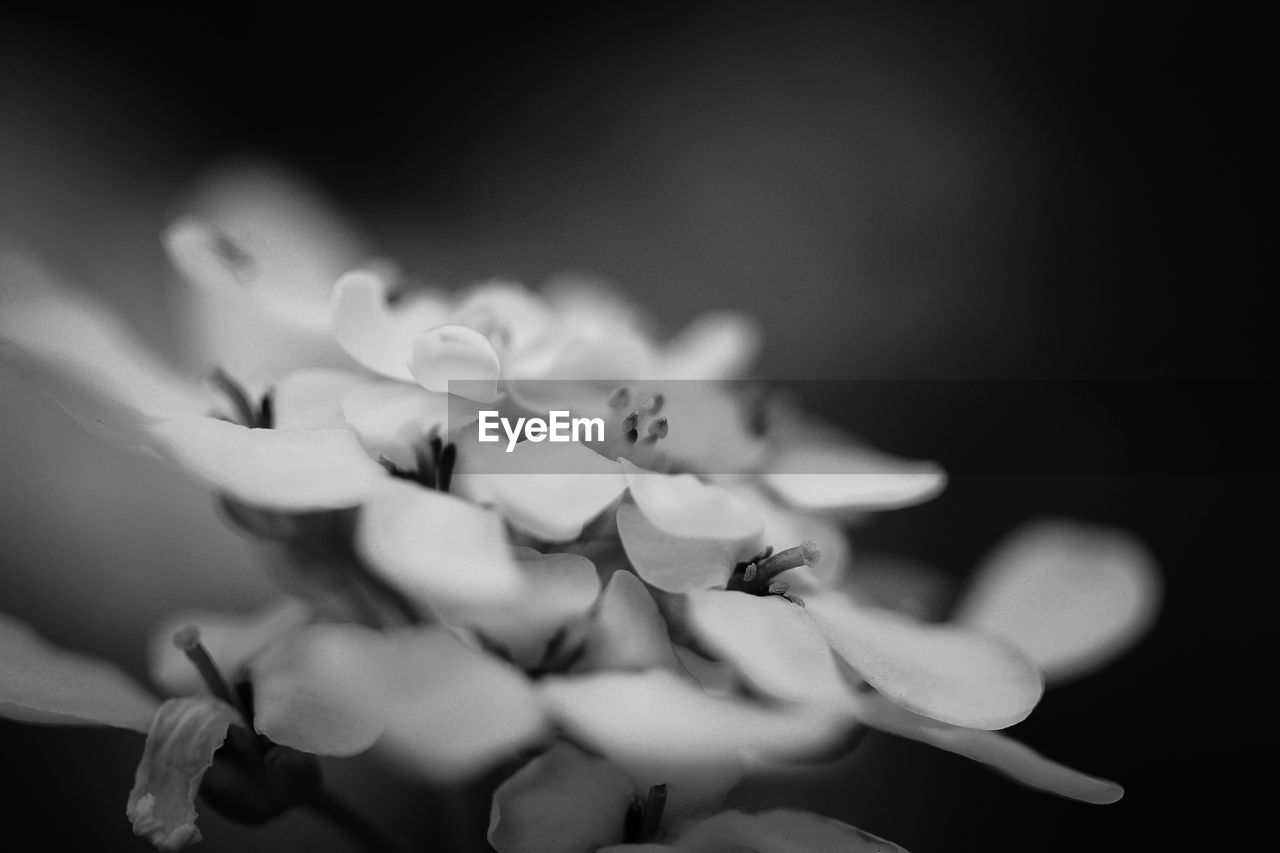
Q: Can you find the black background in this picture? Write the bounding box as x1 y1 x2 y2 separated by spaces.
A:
1 2 1270 850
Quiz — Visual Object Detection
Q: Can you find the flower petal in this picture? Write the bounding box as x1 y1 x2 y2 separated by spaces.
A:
684 592 850 705
340 380 462 468
453 439 628 541
0 612 158 731
806 591 1043 729
488 742 635 853
622 459 762 542
850 691 1124 804
331 269 450 381
163 164 364 326
272 368 370 431
573 570 684 674
355 479 525 612
127 696 238 851
0 253 206 448
677 809 908 853
149 417 386 511
954 520 1161 682
763 443 946 512
409 324 502 402
147 600 310 696
616 503 747 593
647 385 769 476
659 311 762 381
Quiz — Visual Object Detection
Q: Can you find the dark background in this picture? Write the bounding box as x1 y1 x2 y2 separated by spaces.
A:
1 2 1269 850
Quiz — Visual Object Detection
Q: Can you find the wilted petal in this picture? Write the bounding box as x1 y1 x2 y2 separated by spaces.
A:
538 670 848 789
272 368 370 431
0 613 158 731
806 591 1043 729
163 164 364 326
331 269 450 381
677 809 908 853
573 570 683 674
0 253 206 448
684 592 849 705
409 324 502 402
660 311 762 381
147 600 310 696
616 503 746 593
954 520 1161 682
488 742 634 853
340 380 462 468
763 443 946 512
622 460 762 542
149 417 386 511
355 479 525 611
127 696 239 851
454 439 628 541
850 691 1124 804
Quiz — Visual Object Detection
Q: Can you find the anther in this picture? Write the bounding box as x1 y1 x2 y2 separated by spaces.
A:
644 416 669 441
767 580 806 607
609 387 632 410
173 626 246 715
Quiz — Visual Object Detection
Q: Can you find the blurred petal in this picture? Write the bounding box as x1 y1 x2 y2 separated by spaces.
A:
954 520 1161 682
331 269 450 381
650 385 768 475
147 600 310 696
0 613 158 731
660 311 762 381
355 479 525 611
684 592 849 704
409 324 501 402
574 570 683 674
616 503 746 593
149 417 386 511
850 692 1124 804
454 440 628 541
272 368 369 430
450 281 554 355
488 742 634 853
622 460 762 542
164 164 364 326
127 696 238 851
538 670 848 789
0 253 206 448
677 809 908 853
763 443 946 512
340 380 460 467
457 550 601 667
806 591 1043 729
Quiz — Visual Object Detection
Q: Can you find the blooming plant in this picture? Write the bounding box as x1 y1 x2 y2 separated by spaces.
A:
0 166 1160 852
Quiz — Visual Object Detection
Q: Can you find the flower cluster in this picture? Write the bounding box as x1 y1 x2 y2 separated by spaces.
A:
0 166 1160 852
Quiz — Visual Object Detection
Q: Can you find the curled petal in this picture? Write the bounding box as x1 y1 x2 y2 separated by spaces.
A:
0 253 206 448
147 600 309 696
488 742 635 853
677 809 908 853
763 443 946 512
660 311 762 381
355 479 525 612
409 324 501 402
806 591 1043 729
621 459 762 542
150 417 386 511
954 519 1161 682
850 691 1124 804
684 592 850 705
331 269 450 381
127 696 238 850
453 439 628 541
573 570 683 674
616 503 746 593
272 368 370 431
0 612 157 731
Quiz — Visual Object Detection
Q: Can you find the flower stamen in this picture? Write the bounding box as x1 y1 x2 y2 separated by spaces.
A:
172 626 250 719
728 540 820 603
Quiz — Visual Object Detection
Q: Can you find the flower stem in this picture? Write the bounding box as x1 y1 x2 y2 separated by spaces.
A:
307 789 410 853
